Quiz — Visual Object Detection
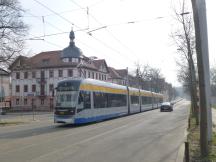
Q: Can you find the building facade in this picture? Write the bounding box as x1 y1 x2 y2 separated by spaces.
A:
9 31 109 111
107 67 127 86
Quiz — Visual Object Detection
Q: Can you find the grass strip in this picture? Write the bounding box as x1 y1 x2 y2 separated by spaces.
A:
188 115 216 161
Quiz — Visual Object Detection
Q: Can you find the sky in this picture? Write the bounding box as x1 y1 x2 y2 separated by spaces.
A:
19 0 216 87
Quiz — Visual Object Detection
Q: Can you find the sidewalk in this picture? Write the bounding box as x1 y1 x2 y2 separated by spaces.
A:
0 112 53 125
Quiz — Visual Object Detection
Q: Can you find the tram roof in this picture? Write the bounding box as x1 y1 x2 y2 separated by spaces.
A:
58 78 163 97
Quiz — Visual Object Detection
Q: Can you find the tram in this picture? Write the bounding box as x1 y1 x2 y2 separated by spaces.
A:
54 78 163 124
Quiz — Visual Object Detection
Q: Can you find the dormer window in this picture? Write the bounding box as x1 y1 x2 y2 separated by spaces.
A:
42 59 50 65
62 58 68 62
72 58 79 63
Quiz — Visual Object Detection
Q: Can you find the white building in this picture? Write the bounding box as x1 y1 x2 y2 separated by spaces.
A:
9 30 109 111
0 69 10 108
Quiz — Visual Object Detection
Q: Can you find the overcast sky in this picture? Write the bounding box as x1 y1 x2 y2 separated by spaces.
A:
20 0 216 86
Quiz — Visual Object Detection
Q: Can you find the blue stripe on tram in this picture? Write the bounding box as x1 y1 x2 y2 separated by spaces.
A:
74 113 124 124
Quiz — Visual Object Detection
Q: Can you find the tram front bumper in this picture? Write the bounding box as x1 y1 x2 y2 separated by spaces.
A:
54 115 75 124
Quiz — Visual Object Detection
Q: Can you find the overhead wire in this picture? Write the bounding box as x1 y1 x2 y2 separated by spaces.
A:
25 8 119 63
69 0 156 61
22 8 85 18
26 12 65 32
69 0 134 61
31 0 132 64
28 34 64 49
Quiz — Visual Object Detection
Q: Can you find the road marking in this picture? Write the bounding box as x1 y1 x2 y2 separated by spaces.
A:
29 122 138 162
0 110 155 155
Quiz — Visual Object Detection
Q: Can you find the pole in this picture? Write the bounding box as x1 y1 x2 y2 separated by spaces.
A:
32 98 35 121
126 67 130 114
191 0 212 156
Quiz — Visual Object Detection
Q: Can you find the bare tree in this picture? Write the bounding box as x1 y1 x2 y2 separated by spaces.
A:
0 0 28 68
134 62 167 94
210 66 216 96
171 0 199 124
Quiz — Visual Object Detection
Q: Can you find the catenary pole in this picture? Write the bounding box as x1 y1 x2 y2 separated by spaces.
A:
191 0 212 156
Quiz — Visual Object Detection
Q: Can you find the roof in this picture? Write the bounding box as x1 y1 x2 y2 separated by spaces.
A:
116 69 127 78
108 67 122 79
92 59 109 72
9 51 98 70
8 55 28 70
61 43 82 58
0 68 9 76
61 30 82 58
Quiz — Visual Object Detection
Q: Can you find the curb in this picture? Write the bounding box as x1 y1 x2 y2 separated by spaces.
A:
176 142 185 162
176 103 190 162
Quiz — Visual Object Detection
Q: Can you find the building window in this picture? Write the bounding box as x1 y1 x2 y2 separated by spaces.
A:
99 73 101 80
41 99 44 105
16 98 20 105
40 84 45 96
41 70 45 78
24 98 28 105
24 72 28 79
16 85 20 92
24 85 28 92
92 72 94 79
68 69 73 77
32 84 36 92
16 72 20 79
104 75 106 80
96 73 98 79
69 58 72 62
49 84 54 92
88 71 90 78
49 70 54 78
32 71 36 78
102 74 103 80
58 70 63 77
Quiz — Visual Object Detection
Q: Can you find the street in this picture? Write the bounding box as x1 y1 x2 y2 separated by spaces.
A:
0 100 189 162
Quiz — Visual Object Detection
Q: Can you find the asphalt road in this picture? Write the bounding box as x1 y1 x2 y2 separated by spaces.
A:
0 100 189 162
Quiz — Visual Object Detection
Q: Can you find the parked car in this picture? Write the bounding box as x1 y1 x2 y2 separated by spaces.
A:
160 102 173 112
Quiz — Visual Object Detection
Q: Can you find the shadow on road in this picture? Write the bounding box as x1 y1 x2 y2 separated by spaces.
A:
0 122 99 139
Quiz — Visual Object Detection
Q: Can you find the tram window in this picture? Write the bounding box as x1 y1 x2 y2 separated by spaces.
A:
107 94 126 107
131 96 139 104
142 96 147 105
142 96 152 105
153 97 157 104
160 98 163 103
149 97 152 104
78 91 91 109
93 92 108 108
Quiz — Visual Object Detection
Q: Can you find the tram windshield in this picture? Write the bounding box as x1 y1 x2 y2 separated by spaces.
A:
56 91 78 108
56 80 81 108
56 80 80 91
